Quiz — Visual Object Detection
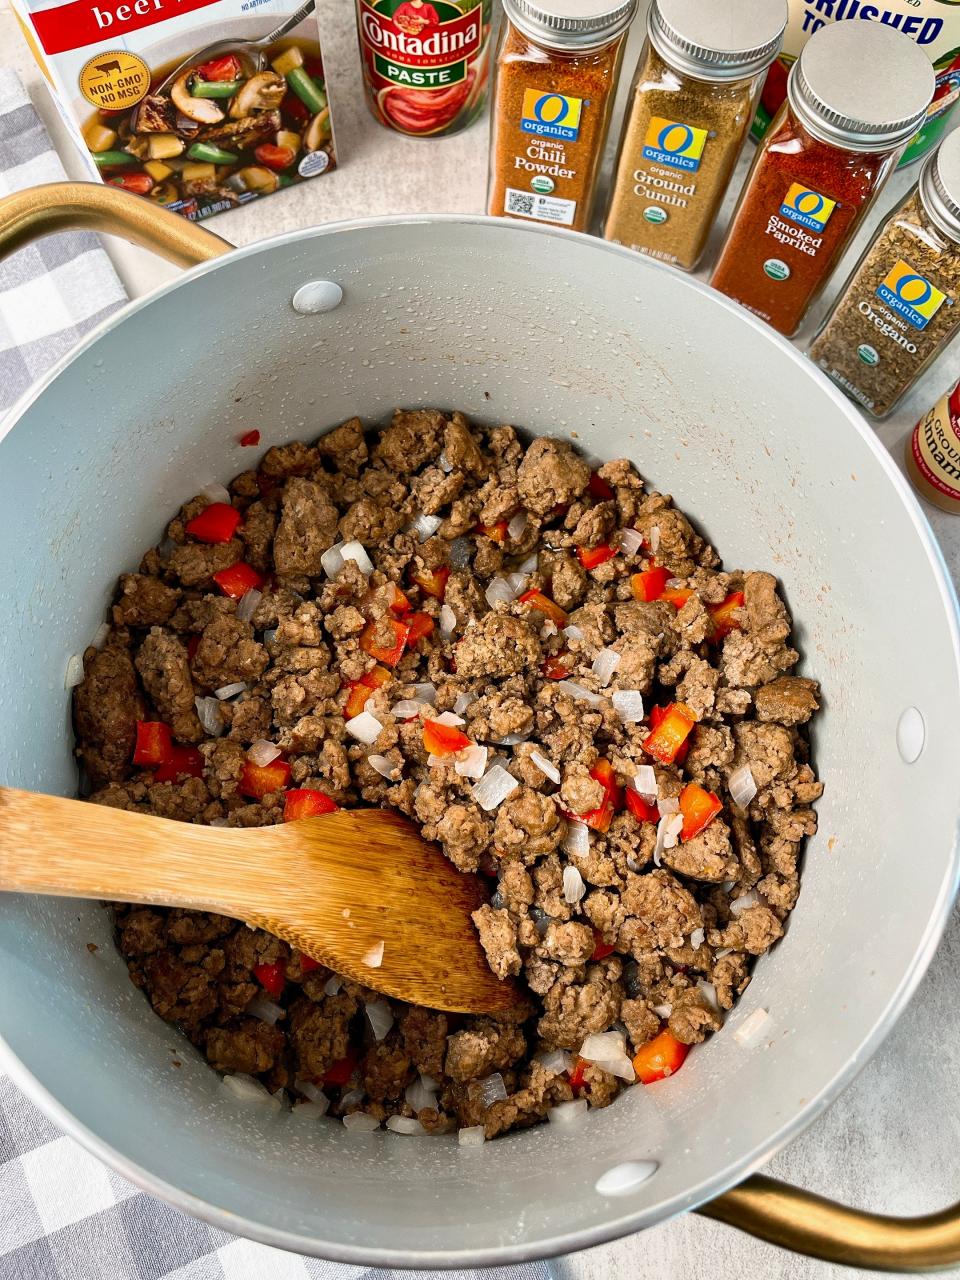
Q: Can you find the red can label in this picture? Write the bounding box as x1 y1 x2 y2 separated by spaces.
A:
356 0 490 136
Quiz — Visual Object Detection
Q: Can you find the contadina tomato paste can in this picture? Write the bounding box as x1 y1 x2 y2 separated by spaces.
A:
355 0 493 136
752 0 960 166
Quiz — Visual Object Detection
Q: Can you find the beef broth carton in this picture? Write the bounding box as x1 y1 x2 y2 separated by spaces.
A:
12 0 337 220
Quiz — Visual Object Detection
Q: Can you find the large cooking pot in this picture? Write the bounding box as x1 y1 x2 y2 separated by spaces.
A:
1 184 959 1271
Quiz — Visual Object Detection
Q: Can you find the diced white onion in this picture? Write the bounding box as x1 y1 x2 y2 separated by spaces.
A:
64 654 85 689
563 624 584 642
368 754 401 780
439 604 457 638
92 622 111 649
361 940 384 969
247 995 284 1025
690 926 705 950
578 1031 635 1081
652 1002 673 1019
346 711 383 745
439 450 453 473
340 1088 365 1108
549 1099 588 1125
428 754 452 770
458 1125 486 1147
295 1080 330 1111
215 681 247 700
455 744 488 779
654 815 670 866
290 1101 329 1122
507 511 528 540
650 525 661 554
365 999 394 1041
563 865 585 904
530 750 560 784
730 890 759 917
323 975 342 996
471 764 518 811
494 731 529 746
449 537 472 568
663 812 683 849
728 763 758 809
200 482 231 504
540 620 558 639
340 541 374 575
658 795 679 814
411 681 436 705
634 764 657 800
734 1007 770 1047
506 571 529 595
247 739 280 766
391 699 427 720
479 1073 508 1107
236 588 261 623
262 628 278 645
697 980 721 1013
556 680 602 706
223 1074 281 1107
453 691 476 715
591 647 622 685
411 513 443 542
612 690 644 723
432 710 465 727
321 542 345 579
343 1112 380 1132
715 947 733 959
405 1074 439 1113
519 553 539 573
536 1049 574 1078
563 820 590 858
387 1115 427 1135
618 527 644 555
195 695 225 737
485 576 516 609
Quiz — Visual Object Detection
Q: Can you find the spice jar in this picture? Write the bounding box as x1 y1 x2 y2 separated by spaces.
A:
710 21 934 338
603 0 787 272
487 0 636 232
810 131 960 418
906 380 960 513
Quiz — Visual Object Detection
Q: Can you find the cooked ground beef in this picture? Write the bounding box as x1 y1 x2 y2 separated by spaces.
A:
73 410 822 1140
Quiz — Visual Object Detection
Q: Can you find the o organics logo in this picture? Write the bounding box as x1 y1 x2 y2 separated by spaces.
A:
641 116 708 171
780 183 836 232
876 259 948 330
520 89 583 141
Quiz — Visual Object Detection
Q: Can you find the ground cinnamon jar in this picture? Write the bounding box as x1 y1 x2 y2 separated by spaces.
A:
906 380 960 513
487 0 637 233
710 21 934 337
603 0 787 272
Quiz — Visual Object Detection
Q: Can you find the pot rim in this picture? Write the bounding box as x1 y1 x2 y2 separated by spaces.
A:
1 213 958 1269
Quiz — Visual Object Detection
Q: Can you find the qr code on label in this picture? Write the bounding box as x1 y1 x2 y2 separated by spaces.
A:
506 190 536 216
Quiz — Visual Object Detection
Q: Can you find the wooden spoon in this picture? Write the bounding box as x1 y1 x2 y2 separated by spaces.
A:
0 788 526 1017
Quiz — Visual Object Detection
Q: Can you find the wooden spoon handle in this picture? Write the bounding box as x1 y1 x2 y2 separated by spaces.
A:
0 787 254 915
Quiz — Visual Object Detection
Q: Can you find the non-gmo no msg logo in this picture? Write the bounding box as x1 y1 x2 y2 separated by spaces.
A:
641 117 708 172
780 183 836 232
520 90 583 141
876 259 948 330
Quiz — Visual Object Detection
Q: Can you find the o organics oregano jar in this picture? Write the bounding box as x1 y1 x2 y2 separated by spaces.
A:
603 0 787 272
811 129 960 418
487 0 637 233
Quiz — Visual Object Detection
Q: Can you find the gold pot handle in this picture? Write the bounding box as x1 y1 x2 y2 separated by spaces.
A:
0 181 231 267
699 1175 960 1271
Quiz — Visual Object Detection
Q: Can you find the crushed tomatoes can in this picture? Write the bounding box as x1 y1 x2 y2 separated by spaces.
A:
354 0 492 137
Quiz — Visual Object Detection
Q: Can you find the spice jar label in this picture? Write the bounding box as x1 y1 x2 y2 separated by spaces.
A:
875 259 948 329
780 183 836 233
521 90 583 141
641 118 709 172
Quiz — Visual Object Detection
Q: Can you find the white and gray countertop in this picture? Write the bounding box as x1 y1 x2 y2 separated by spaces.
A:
1 0 958 1275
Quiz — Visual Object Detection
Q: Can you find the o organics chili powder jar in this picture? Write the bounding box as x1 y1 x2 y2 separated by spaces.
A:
604 0 787 273
487 0 637 233
710 21 934 337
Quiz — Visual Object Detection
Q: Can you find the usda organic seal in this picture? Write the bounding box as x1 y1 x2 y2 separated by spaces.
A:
857 344 880 366
763 259 790 281
643 206 668 224
531 176 555 195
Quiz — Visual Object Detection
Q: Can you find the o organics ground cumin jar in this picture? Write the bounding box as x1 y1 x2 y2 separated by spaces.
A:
603 0 787 272
810 130 960 418
487 0 636 232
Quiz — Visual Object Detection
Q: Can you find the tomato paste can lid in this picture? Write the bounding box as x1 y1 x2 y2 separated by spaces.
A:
504 0 638 50
920 129 960 244
648 0 787 83
788 21 933 153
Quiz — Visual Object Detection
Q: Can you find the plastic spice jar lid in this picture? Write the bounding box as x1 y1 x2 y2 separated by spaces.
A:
503 0 637 50
920 128 960 243
788 21 934 153
648 0 787 83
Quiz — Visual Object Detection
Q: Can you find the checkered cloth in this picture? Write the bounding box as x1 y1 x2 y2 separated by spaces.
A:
0 67 127 415
0 1072 553 1279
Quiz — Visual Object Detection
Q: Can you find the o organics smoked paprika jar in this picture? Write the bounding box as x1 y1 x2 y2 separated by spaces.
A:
604 0 787 272
487 0 637 232
710 21 934 337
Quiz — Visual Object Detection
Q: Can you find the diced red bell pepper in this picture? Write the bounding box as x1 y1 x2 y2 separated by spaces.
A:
643 702 696 765
185 502 242 545
576 543 618 571
661 586 693 610
631 566 671 603
153 744 204 783
281 89 310 123
343 664 391 718
588 471 615 500
679 782 722 841
423 719 471 755
648 704 692 764
590 930 615 961
284 788 339 821
299 954 323 974
359 618 410 666
708 590 745 640
475 520 508 543
406 612 434 646
213 561 264 600
385 582 413 615
187 634 200 660
133 720 172 767
551 502 570 518
323 1049 357 1087
578 759 622 833
239 756 291 799
239 429 260 447
109 173 154 195
625 788 659 824
632 1030 689 1084
411 565 450 600
542 655 572 680
254 143 296 171
567 1057 589 1090
517 588 568 629
253 961 285 999
197 53 241 80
